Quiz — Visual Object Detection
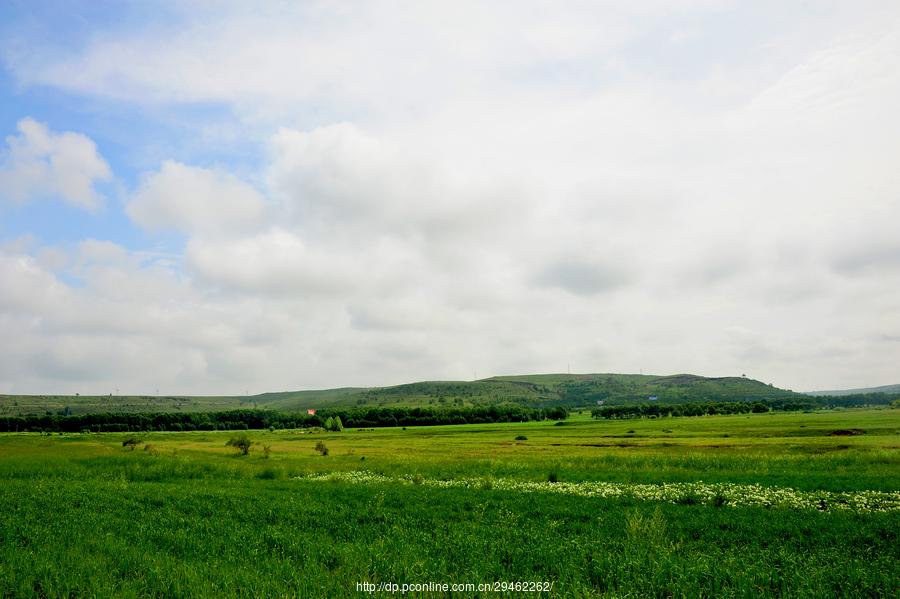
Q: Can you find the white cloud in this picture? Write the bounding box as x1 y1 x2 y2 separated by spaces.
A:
0 118 111 210
127 160 267 234
1 3 900 392
268 123 525 242
4 3 724 111
185 228 357 295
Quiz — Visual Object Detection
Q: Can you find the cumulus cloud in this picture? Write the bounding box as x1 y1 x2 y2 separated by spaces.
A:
185 228 357 295
127 160 267 234
0 118 111 210
268 123 524 242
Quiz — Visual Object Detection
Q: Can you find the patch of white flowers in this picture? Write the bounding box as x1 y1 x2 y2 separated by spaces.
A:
298 471 900 513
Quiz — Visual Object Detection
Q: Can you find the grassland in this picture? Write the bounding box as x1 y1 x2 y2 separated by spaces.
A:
1 409 898 597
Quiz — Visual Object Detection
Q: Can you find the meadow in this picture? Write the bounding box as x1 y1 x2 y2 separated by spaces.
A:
1 409 898 597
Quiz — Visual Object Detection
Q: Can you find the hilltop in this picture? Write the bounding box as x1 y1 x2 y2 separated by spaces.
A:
0 372 800 416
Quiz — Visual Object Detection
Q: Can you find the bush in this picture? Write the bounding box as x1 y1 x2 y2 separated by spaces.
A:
226 435 254 456
256 468 281 480
314 440 329 456
122 437 143 450
515 435 528 441
262 444 272 459
676 492 700 505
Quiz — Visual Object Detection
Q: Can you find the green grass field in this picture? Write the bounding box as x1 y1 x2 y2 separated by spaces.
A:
1 409 899 597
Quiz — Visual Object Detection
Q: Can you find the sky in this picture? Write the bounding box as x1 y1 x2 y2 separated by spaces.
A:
1 1 899 395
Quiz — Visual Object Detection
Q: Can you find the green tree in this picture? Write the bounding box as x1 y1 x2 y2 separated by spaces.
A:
226 435 253 456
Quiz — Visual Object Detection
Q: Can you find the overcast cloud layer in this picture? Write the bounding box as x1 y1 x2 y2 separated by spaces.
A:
1 2 899 394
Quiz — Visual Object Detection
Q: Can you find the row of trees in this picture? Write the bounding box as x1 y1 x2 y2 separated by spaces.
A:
592 402 771 419
0 405 567 433
765 393 900 410
591 393 900 419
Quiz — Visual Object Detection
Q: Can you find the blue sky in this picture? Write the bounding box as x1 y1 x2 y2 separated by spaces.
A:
1 1 899 394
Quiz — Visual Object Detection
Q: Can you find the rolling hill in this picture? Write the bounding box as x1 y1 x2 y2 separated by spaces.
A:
0 373 801 416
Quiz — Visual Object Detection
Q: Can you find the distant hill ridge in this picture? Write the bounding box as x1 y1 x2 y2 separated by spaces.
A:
1 372 802 416
805 383 900 396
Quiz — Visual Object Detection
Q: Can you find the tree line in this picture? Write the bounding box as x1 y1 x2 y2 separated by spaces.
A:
0 405 568 433
591 394 900 419
592 402 770 419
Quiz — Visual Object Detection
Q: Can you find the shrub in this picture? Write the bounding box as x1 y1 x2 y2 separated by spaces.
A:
122 437 143 450
548 472 559 483
262 444 272 459
256 468 280 480
515 435 528 441
676 492 700 505
315 440 329 456
226 435 254 456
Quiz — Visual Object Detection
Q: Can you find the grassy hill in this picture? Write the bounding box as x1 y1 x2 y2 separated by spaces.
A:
0 372 801 416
